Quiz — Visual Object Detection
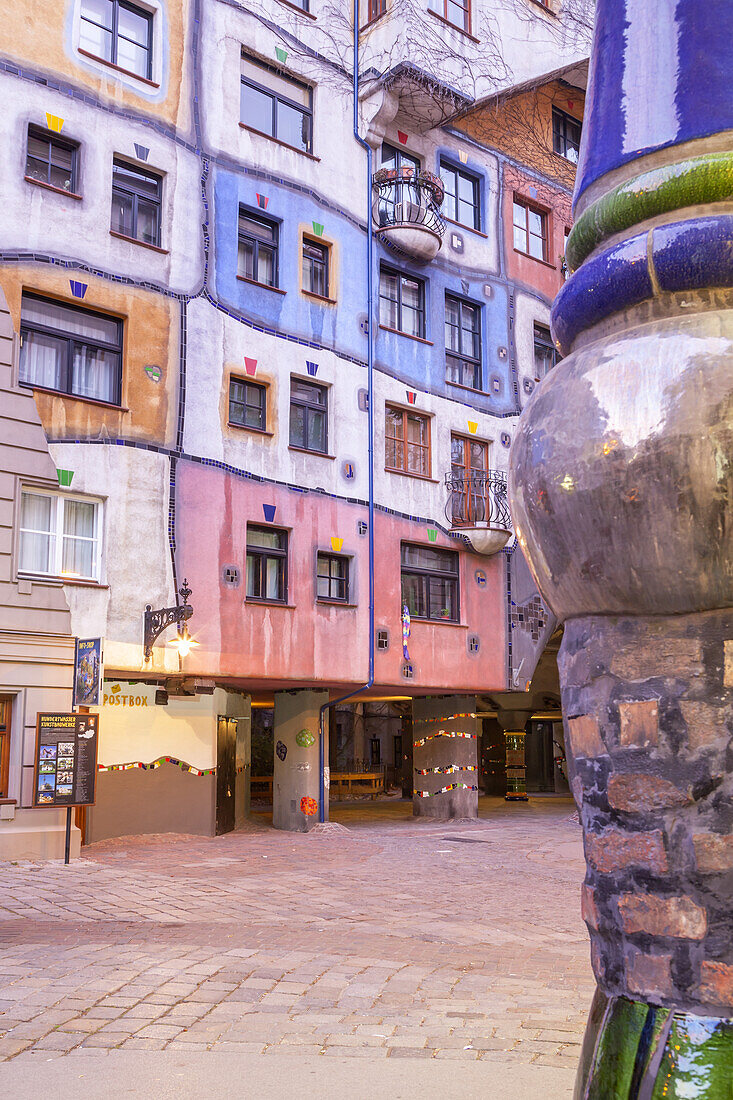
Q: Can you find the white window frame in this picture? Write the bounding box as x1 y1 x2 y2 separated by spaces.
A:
18 488 103 582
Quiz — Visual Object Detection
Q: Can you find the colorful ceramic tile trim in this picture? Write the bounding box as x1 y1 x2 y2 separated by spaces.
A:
397 130 408 144
262 503 276 521
406 390 417 404
311 222 324 236
296 728 315 748
415 783 479 797
306 360 318 376
427 528 438 542
402 604 411 661
458 150 468 164
256 193 269 209
415 764 478 775
467 420 478 434
275 47 288 63
144 365 162 382
56 469 74 487
69 280 88 299
46 113 63 132
98 756 215 776
330 537 343 551
413 712 478 724
244 356 257 375
276 740 287 761
413 730 477 748
300 795 318 815
134 143 149 161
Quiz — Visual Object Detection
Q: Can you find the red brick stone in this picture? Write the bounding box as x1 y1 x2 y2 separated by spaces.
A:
585 828 668 875
618 700 659 749
607 773 689 813
693 833 733 874
566 715 606 759
580 884 600 931
699 961 733 1008
618 893 707 940
626 949 674 999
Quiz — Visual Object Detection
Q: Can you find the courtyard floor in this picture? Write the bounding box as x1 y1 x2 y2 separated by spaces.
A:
0 796 594 1098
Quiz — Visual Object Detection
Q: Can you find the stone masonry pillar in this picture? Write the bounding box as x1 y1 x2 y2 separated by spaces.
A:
273 691 329 832
412 696 478 820
509 2 733 1091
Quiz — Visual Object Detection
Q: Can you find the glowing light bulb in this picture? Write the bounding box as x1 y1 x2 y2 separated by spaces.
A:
168 626 199 658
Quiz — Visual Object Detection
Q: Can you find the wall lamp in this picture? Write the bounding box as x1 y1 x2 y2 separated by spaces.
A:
143 579 198 661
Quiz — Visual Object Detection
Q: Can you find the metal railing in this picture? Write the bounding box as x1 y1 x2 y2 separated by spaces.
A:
372 166 446 238
444 470 511 529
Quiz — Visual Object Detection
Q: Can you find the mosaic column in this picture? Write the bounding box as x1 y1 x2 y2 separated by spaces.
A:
412 696 478 819
509 1 733 1094
496 708 533 802
273 691 329 832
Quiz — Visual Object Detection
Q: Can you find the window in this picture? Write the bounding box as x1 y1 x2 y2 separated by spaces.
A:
533 323 557 381
229 377 267 431
401 543 459 622
19 293 122 405
381 143 420 174
0 697 12 799
316 552 348 602
513 198 547 261
111 159 161 246
379 267 426 339
450 434 488 526
25 126 79 194
445 295 481 389
302 239 329 298
385 405 430 477
238 210 278 287
79 0 153 79
241 53 313 154
246 525 287 602
440 161 480 230
19 490 102 581
552 107 581 165
428 0 470 32
366 0 387 22
290 378 327 453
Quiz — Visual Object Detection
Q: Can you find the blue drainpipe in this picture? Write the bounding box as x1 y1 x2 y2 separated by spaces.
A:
317 3 375 821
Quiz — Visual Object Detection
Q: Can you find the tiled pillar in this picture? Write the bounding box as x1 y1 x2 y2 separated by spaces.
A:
496 708 533 802
273 691 329 832
412 696 478 820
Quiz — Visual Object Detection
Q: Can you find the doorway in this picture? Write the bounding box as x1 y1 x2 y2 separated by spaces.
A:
216 716 236 834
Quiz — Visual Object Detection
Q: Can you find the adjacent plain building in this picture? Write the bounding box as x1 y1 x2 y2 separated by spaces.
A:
0 0 590 854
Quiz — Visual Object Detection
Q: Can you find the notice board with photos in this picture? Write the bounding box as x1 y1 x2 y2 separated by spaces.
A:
33 713 99 808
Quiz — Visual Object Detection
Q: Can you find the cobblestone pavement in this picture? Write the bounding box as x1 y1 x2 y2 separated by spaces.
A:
0 797 593 1088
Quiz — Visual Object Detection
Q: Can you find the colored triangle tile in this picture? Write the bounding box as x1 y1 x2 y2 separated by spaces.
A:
256 193 269 209
427 529 438 543
134 143 150 161
244 357 257 375
306 360 318 376
406 390 417 404
69 280 87 299
56 469 74 488
397 130 408 144
311 222 324 236
467 421 478 434
46 113 64 132
458 150 468 164
330 537 343 552
263 504 276 522
275 47 288 63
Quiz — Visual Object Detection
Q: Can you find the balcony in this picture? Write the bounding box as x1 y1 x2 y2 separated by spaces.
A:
444 470 512 555
372 166 445 262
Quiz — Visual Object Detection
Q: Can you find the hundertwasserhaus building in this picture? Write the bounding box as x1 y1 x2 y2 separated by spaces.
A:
0 0 591 855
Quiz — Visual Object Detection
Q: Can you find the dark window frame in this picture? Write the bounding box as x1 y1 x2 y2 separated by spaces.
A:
238 207 280 287
513 196 549 262
533 323 557 381
19 292 123 406
381 142 421 174
246 525 288 604
25 125 80 194
552 106 581 164
302 236 330 298
366 0 386 19
316 551 349 603
379 265 426 339
111 157 162 246
400 542 460 623
439 159 480 230
445 293 481 390
79 0 153 80
428 0 471 33
290 377 328 454
385 404 431 478
240 53 314 154
228 376 267 431
0 696 12 800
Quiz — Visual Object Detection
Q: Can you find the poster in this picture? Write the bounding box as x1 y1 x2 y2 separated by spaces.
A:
73 638 103 707
33 713 99 808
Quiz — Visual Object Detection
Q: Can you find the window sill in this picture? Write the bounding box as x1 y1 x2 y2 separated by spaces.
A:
446 378 485 397
78 48 160 88
236 275 287 295
277 0 317 17
316 598 357 608
18 572 107 589
360 8 389 31
385 467 438 484
526 0 558 17
109 230 168 254
427 8 480 42
239 124 321 162
19 382 128 412
227 422 274 437
288 445 335 460
444 216 487 239
408 615 468 628
301 289 336 305
24 176 82 201
245 599 296 609
0 798 17 806
512 248 559 271
379 325 433 346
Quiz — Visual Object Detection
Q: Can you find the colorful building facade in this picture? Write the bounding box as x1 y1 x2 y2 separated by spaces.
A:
0 0 589 853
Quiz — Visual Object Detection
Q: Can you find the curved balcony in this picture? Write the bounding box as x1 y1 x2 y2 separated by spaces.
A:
372 167 446 262
444 470 512 555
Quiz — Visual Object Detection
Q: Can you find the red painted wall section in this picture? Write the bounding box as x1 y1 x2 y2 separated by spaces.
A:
176 461 508 693
504 164 572 300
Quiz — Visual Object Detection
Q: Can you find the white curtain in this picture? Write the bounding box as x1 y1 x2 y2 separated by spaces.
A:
19 493 53 573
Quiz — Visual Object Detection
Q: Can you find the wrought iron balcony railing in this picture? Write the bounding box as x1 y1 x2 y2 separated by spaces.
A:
444 470 511 531
372 166 446 260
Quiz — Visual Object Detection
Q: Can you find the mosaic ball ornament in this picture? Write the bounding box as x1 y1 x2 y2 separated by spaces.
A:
300 796 318 816
275 740 287 761
296 728 315 748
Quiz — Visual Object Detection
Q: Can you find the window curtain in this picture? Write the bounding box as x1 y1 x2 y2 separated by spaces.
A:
19 493 54 573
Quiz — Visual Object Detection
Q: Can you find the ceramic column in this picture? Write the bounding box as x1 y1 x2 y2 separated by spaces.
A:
412 696 478 819
273 690 329 832
509 1 733 1093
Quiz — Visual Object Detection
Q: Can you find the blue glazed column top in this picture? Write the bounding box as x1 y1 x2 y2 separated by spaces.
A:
575 0 733 210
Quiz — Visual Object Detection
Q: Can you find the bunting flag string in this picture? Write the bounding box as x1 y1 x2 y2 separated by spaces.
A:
413 730 477 748
98 756 215 776
414 764 478 775
413 712 478 724
415 783 479 797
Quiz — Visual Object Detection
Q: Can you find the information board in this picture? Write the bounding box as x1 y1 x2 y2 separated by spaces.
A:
33 713 99 808
73 638 103 707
